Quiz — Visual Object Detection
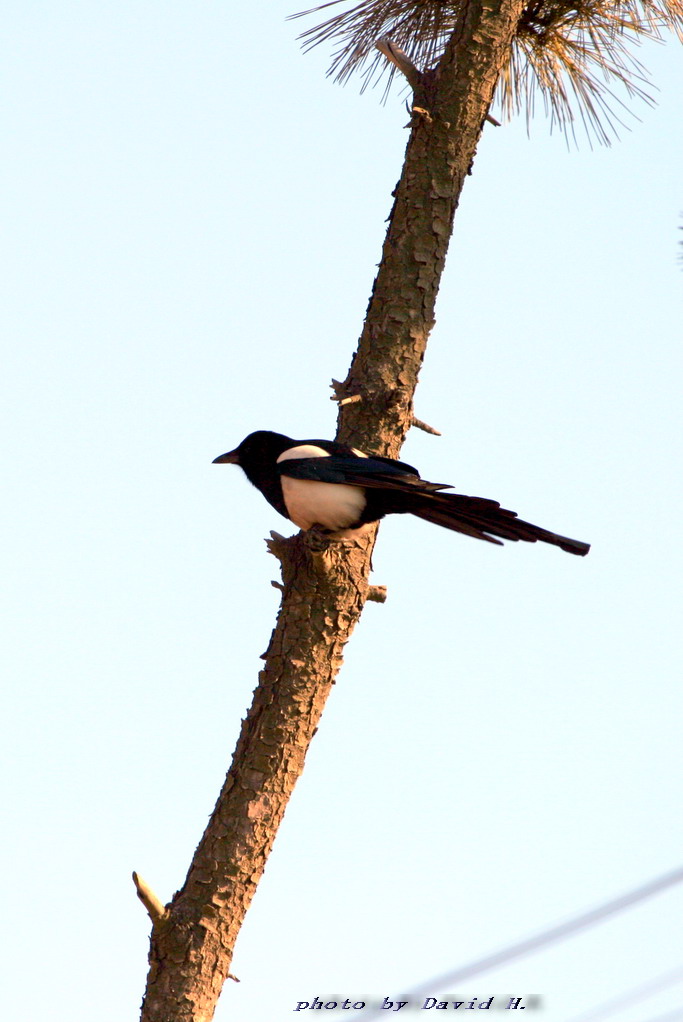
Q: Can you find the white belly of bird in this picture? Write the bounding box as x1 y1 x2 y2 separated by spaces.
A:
277 445 367 531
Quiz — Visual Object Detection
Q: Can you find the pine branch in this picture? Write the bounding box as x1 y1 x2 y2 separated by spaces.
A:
292 0 683 144
139 1 528 1017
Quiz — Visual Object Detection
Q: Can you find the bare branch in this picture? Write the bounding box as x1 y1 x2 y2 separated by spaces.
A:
411 415 442 435
375 36 421 89
266 530 290 560
330 379 363 405
132 872 168 927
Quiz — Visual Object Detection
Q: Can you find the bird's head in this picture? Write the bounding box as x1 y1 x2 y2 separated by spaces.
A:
213 431 296 476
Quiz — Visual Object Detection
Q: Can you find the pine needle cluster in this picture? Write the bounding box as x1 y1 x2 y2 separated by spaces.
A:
291 0 683 143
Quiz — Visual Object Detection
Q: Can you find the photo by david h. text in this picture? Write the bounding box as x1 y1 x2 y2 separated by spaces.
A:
294 995 541 1012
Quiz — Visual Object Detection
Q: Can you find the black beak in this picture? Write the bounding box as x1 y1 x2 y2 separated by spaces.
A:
212 449 239 464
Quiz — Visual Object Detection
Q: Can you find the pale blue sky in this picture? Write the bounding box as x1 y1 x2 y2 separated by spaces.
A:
2 4 682 1021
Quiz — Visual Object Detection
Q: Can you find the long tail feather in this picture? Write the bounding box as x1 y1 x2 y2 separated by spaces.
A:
411 492 590 556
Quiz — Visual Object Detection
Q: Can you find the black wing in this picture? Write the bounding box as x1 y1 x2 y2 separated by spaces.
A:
277 449 590 556
276 452 450 494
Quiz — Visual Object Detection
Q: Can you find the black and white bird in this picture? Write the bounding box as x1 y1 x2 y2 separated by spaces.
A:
213 430 590 556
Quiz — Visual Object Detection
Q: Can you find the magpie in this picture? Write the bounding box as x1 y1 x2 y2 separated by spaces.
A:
213 430 590 556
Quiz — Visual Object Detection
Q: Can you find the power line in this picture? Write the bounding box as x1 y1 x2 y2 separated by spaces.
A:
362 865 683 1021
630 1008 683 1022
563 968 683 1022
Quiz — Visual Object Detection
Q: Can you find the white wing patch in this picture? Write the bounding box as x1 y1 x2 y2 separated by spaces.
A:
276 445 367 531
277 445 332 463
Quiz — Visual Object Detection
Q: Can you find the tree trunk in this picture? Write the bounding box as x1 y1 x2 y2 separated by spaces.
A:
139 1 526 1019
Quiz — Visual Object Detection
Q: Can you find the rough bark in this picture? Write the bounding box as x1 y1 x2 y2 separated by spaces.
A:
139 1 527 1019
338 0 527 453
